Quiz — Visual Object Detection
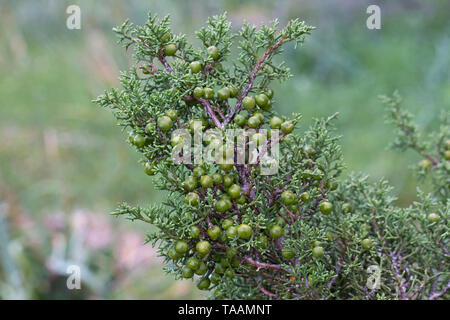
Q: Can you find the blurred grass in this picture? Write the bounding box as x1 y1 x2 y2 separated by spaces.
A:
0 0 449 299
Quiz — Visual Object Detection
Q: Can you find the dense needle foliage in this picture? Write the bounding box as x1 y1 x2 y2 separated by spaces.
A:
95 13 449 300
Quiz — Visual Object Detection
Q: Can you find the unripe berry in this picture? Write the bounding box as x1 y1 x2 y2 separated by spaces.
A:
212 173 223 185
182 265 194 278
253 112 264 123
186 257 200 270
224 198 233 210
255 93 269 108
243 96 256 110
236 194 247 205
193 166 206 178
175 240 189 254
195 262 207 275
171 135 184 147
132 134 147 148
193 87 204 98
204 87 215 100
196 240 211 255
227 184 242 199
208 225 222 240
445 139 450 150
361 239 373 251
444 150 450 160
281 121 294 134
281 190 296 205
200 175 214 188
428 213 440 223
228 86 238 98
216 199 230 213
247 115 261 128
312 240 322 248
226 226 238 239
269 224 283 239
157 116 173 131
166 109 178 121
234 114 246 127
221 219 234 230
217 87 231 100
197 278 211 290
222 174 234 187
319 201 333 215
163 43 177 56
260 99 272 111
312 246 324 258
183 176 197 191
219 163 233 172
190 225 201 239
185 192 200 206
144 162 156 176
237 224 252 239
281 247 295 259
269 116 283 129
266 88 274 99
207 46 220 60
190 61 202 73
161 32 171 43
300 192 311 202
274 216 286 227
168 247 182 260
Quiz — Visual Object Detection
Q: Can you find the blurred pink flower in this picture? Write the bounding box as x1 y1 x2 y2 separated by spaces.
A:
114 232 157 270
72 210 113 250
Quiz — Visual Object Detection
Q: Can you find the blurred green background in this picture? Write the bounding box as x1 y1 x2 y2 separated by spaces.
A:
0 0 449 299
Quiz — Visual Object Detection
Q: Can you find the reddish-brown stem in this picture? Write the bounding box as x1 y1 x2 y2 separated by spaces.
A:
224 37 285 126
429 281 450 300
158 47 174 74
243 257 285 271
195 97 223 129
259 286 278 299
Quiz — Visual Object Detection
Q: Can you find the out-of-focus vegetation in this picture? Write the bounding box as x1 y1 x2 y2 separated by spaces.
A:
0 0 449 299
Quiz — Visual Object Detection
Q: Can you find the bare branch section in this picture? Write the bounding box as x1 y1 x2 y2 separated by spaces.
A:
429 281 450 300
224 37 285 126
158 47 174 74
259 286 278 299
243 257 286 271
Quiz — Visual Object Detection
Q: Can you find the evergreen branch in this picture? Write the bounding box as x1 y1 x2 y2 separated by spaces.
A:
224 37 285 126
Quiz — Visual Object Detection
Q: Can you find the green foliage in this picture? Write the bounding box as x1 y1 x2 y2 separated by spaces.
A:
97 12 449 300
380 91 450 201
